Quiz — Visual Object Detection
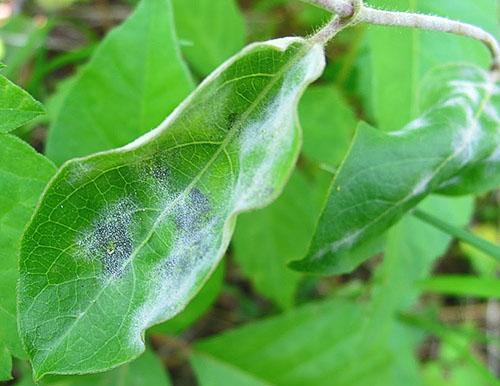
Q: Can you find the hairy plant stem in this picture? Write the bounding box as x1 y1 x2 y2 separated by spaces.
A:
304 0 500 73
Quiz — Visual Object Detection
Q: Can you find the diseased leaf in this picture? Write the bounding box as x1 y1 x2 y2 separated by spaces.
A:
19 37 325 378
150 260 224 334
173 0 246 76
367 0 496 130
0 134 56 381
0 74 45 133
292 64 499 274
233 168 330 309
45 0 194 165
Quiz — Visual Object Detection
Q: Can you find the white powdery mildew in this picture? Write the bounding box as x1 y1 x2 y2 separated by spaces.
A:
234 44 324 211
390 116 430 137
449 97 482 166
76 198 137 277
313 229 362 260
410 172 433 197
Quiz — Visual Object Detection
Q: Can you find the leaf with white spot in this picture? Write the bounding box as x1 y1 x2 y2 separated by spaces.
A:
291 64 499 274
19 36 325 378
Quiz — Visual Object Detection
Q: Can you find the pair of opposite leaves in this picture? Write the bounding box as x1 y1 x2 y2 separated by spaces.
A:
19 15 499 385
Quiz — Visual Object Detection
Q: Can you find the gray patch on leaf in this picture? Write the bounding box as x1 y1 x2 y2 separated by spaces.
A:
77 199 136 277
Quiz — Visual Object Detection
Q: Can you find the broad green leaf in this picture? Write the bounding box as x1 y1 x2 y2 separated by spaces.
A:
191 353 270 386
45 0 194 165
173 0 246 76
233 168 330 309
0 74 45 133
299 85 357 168
419 275 500 299
150 260 224 334
16 348 171 386
366 0 496 130
0 134 56 381
292 64 499 274
19 37 325 378
192 297 420 386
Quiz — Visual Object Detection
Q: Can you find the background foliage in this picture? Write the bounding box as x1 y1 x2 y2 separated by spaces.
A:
0 0 498 384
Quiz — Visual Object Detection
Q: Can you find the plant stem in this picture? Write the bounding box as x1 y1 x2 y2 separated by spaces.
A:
413 209 500 263
302 0 500 73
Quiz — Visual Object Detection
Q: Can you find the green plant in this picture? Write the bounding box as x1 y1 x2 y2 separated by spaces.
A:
1 0 499 384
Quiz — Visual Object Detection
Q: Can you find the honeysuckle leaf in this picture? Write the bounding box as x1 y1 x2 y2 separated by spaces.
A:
19 36 325 378
45 0 194 165
0 134 56 381
0 74 45 133
291 64 499 274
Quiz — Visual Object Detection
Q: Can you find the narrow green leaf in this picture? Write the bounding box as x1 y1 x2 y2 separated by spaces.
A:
419 275 500 299
173 0 246 76
19 37 325 378
0 74 45 133
292 64 499 274
45 0 194 165
414 209 500 262
0 134 56 381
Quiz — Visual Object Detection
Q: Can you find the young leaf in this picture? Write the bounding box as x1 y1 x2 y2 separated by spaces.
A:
292 64 499 274
173 0 246 76
0 74 45 133
19 37 325 378
0 134 56 381
45 0 194 165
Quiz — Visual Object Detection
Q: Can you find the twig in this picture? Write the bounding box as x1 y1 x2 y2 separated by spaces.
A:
302 0 500 72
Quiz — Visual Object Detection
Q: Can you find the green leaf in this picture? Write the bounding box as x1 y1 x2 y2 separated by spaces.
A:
233 168 330 309
299 85 357 168
0 345 12 381
292 64 499 274
366 0 496 130
419 275 500 299
0 74 45 133
16 348 171 386
150 260 224 334
192 297 420 386
173 0 246 76
0 134 56 381
19 37 325 378
191 352 271 386
45 0 194 165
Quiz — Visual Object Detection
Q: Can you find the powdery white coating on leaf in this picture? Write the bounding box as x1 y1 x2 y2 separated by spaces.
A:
410 172 433 197
77 199 137 277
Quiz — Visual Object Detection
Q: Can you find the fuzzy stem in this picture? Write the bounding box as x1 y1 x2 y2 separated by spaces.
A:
302 0 500 72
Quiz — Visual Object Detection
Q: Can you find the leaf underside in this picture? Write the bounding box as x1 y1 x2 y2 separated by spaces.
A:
292 64 499 274
19 37 325 378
